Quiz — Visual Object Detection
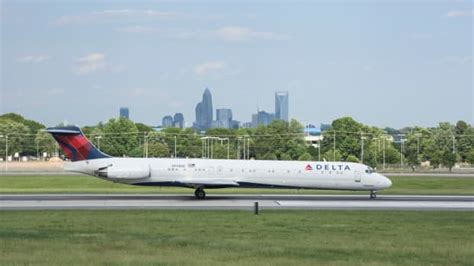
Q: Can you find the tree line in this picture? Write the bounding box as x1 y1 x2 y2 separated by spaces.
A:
0 113 472 170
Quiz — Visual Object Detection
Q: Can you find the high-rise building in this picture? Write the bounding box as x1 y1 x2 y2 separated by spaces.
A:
252 111 275 127
194 88 213 130
216 108 233 128
162 115 173 128
173 113 184 128
119 107 129 119
230 120 240 129
242 122 253 128
320 123 332 132
275 91 289 122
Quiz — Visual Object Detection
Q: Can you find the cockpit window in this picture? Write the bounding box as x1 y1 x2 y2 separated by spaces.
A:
365 167 375 174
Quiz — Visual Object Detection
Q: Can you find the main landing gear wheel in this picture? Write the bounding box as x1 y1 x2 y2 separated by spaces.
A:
370 190 377 199
195 188 206 199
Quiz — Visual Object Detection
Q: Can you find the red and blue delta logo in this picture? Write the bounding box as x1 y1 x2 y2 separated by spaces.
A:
305 164 352 171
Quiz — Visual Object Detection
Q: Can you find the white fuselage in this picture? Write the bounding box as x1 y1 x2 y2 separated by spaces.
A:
66 158 392 191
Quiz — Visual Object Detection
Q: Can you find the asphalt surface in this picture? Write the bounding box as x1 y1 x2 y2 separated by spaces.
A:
1 194 472 211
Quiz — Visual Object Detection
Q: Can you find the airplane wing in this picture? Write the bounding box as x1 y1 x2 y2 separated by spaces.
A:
177 178 240 188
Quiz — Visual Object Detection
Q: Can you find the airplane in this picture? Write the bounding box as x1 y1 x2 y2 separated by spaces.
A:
47 126 392 199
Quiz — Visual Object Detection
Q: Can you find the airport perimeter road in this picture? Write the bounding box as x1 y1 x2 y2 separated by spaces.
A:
1 194 472 211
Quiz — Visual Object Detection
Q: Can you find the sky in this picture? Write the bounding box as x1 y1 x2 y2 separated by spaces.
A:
1 0 472 128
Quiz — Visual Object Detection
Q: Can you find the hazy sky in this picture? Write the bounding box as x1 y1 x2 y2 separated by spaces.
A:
1 0 472 128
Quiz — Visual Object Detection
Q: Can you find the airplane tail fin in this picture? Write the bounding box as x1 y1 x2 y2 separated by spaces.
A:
46 126 111 162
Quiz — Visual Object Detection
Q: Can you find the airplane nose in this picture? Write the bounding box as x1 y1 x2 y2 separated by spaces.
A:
383 176 392 188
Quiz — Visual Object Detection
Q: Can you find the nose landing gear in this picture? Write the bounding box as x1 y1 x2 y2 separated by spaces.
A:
194 188 206 199
370 190 377 199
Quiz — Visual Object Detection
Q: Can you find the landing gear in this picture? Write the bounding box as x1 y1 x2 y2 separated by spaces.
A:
194 188 206 199
370 190 377 199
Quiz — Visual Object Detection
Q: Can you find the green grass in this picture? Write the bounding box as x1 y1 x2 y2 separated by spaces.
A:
0 175 473 195
0 210 472 265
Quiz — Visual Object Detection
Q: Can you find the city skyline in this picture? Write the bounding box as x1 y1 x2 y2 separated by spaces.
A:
1 1 472 128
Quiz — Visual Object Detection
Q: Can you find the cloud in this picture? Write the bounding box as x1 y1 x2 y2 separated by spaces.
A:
214 26 290 41
195 61 226 76
54 9 181 25
445 9 473 18
113 25 289 42
16 55 49 63
114 25 158 33
444 56 472 65
167 26 290 42
362 65 374 72
74 53 107 75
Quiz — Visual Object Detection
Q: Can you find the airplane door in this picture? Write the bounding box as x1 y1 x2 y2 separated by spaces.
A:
354 171 362 183
208 166 215 175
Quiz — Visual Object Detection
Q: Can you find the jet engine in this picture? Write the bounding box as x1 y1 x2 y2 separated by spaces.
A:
95 165 150 179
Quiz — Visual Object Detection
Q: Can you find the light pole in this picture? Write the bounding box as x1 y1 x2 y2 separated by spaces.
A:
237 137 242 160
382 134 387 170
0 135 8 172
202 138 205 158
36 138 40 160
415 133 421 159
373 137 378 167
246 136 250 160
144 133 149 158
174 135 177 158
95 135 102 149
333 131 336 160
360 132 366 163
201 137 208 158
318 138 321 161
398 134 406 168
243 137 246 160
452 135 456 154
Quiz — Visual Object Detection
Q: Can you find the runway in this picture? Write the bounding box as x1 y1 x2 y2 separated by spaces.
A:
1 194 473 211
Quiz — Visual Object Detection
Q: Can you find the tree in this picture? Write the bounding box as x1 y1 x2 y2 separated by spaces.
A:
307 146 319 160
135 123 154 134
456 126 474 162
262 152 278 160
346 154 359 162
441 150 456 171
0 114 44 156
384 144 403 165
0 119 31 157
100 118 139 156
298 152 312 161
252 119 306 160
285 139 307 160
0 113 45 134
35 130 57 157
178 128 202 158
89 128 104 149
280 153 292 161
467 150 474 164
147 142 170 158
319 117 372 162
322 150 342 161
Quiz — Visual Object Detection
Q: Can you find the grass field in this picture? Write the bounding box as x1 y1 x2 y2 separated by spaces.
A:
0 175 473 195
0 210 472 265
